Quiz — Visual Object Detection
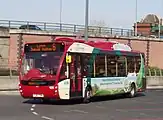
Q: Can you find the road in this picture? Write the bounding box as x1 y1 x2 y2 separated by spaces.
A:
0 90 163 120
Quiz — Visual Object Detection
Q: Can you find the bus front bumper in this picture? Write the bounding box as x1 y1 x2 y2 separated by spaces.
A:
19 85 59 99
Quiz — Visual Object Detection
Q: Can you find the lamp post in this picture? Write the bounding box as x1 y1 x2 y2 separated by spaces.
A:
135 0 138 36
159 18 161 38
60 0 62 24
84 0 89 41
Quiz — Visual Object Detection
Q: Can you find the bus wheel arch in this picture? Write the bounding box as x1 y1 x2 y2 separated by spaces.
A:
83 85 92 103
128 82 136 98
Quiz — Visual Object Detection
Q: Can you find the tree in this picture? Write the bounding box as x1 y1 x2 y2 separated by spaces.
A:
90 20 107 27
75 20 108 38
89 20 108 37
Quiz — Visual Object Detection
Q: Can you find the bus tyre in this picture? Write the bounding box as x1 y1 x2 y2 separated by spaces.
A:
128 84 136 98
83 87 92 103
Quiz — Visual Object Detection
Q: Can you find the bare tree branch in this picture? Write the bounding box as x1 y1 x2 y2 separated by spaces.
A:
75 20 108 38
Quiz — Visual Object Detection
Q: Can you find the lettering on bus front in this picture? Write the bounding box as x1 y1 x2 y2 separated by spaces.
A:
24 43 64 52
31 47 56 52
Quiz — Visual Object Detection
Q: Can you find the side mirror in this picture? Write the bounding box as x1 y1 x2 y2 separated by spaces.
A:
66 55 72 63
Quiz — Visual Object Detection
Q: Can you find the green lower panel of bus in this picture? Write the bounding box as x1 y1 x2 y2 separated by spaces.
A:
93 88 125 96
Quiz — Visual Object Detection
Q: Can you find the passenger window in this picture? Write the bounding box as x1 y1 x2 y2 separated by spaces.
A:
117 56 127 77
135 56 141 73
59 58 67 80
107 55 116 77
82 54 93 77
95 54 105 77
127 57 135 73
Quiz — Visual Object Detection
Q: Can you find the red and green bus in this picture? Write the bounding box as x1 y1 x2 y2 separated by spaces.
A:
18 37 146 103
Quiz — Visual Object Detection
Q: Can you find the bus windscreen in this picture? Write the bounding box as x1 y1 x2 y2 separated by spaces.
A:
22 43 65 75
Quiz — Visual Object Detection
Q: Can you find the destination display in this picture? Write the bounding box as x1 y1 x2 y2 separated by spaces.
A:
24 43 64 52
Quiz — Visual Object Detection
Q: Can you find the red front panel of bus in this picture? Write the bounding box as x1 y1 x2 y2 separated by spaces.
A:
19 42 66 99
19 84 59 99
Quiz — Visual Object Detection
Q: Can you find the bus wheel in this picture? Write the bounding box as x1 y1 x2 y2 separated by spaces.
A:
83 87 92 103
128 83 136 98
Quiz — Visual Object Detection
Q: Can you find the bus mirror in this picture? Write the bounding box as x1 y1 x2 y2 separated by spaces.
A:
66 55 72 63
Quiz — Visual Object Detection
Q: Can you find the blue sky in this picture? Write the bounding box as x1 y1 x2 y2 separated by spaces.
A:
0 0 163 29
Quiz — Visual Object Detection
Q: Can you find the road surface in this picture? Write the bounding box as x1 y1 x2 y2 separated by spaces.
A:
0 90 163 120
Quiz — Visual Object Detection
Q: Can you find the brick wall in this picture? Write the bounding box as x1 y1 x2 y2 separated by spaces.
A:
8 33 163 69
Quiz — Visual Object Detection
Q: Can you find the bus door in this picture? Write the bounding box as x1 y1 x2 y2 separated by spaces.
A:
69 54 83 98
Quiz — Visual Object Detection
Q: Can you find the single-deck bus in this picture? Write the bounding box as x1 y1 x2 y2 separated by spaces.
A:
18 37 146 103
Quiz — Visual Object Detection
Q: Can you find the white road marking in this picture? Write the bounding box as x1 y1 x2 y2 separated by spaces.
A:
32 104 36 108
32 112 39 115
30 104 55 120
64 109 88 114
71 109 88 114
30 108 34 111
41 116 54 120
31 104 39 116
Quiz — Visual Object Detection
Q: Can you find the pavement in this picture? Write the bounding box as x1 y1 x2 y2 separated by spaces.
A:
0 90 163 120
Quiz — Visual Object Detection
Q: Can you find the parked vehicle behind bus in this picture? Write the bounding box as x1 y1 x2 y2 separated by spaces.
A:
18 37 146 103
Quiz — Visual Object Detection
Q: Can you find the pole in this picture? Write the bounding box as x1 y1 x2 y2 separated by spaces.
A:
135 0 137 36
159 18 161 38
60 0 62 24
84 0 89 41
9 67 12 79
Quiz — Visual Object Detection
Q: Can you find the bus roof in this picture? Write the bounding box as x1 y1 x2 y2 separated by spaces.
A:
55 37 144 54
24 37 144 54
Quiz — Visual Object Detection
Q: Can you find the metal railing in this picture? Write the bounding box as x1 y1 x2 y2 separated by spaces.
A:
146 67 163 76
0 19 135 37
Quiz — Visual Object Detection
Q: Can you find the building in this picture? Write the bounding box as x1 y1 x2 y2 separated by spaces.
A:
133 14 163 38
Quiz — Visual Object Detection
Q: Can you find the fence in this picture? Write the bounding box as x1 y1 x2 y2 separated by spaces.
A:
146 67 163 76
0 61 162 77
0 20 135 37
0 66 162 90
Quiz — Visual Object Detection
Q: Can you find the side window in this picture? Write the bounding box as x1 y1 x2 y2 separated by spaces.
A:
82 54 93 77
59 58 67 80
95 54 105 77
107 55 116 77
117 56 127 77
127 57 135 73
135 56 141 73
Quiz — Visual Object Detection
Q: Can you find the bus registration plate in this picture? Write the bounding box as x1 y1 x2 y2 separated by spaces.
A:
33 94 44 97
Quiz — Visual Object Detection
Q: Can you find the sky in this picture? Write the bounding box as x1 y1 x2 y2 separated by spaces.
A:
0 0 163 29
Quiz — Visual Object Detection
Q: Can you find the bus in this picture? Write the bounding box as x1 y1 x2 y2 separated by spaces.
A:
18 37 146 103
